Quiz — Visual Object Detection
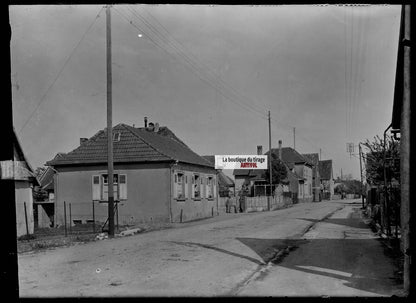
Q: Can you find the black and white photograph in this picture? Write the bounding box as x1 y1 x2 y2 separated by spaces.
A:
5 2 415 298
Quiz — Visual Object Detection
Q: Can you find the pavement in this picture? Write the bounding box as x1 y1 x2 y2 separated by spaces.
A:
18 199 403 297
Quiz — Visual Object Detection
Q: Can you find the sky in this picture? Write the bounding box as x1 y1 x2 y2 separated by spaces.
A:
9 4 402 180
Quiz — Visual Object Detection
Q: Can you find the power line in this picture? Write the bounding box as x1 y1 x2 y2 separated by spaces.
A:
125 6 270 116
140 6 272 114
113 6 268 120
18 6 105 135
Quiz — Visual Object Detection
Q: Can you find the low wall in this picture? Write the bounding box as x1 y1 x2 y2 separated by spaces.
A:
244 195 292 213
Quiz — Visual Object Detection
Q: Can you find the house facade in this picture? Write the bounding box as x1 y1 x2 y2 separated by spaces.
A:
1 130 39 237
233 145 314 203
46 123 218 226
319 160 334 200
302 153 321 202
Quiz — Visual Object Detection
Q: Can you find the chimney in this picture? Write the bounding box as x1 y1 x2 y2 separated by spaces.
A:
148 122 154 131
154 122 160 132
80 138 88 145
278 140 282 160
144 117 148 128
257 145 263 155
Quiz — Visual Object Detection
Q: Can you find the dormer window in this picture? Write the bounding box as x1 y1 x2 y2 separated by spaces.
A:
113 132 121 142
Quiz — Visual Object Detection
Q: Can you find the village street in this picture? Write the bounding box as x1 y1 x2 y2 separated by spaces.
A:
18 199 401 297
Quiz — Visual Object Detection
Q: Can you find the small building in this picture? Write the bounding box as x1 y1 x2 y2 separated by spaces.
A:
319 160 334 200
1 130 39 237
34 154 64 228
302 153 321 202
46 123 218 226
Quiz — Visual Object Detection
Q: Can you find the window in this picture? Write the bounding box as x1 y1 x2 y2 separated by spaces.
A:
113 132 121 142
206 176 214 199
193 174 201 199
92 173 127 201
174 172 186 200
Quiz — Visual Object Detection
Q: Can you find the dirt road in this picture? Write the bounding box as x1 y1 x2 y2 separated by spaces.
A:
18 200 402 297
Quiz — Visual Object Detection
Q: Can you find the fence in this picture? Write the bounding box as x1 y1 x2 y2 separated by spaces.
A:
366 186 401 239
37 201 121 237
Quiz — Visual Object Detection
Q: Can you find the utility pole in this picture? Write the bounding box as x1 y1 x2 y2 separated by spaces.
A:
320 148 322 160
359 143 364 209
293 127 296 150
106 5 115 238
400 4 413 296
268 111 272 211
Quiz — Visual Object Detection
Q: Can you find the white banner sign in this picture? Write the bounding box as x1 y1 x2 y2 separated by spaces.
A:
215 155 268 170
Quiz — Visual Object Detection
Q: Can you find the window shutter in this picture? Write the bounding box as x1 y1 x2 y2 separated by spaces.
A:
205 177 210 198
185 174 189 199
173 173 178 198
119 174 127 200
213 177 217 198
92 175 101 201
191 176 195 199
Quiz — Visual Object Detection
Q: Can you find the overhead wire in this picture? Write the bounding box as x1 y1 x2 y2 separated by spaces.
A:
18 6 105 135
118 6 269 119
138 6 272 114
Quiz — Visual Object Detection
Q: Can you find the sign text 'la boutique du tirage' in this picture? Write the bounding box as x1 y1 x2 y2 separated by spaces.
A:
214 155 268 170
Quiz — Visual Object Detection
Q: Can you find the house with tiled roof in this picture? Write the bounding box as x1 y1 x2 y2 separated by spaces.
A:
233 143 314 203
1 130 39 237
302 153 321 202
319 159 334 200
202 156 235 197
46 123 218 225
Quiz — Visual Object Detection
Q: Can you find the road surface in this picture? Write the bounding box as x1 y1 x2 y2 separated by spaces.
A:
18 199 402 297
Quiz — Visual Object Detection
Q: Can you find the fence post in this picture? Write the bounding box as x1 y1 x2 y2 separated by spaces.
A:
69 203 72 234
24 202 29 237
64 201 67 237
116 202 119 233
92 201 95 233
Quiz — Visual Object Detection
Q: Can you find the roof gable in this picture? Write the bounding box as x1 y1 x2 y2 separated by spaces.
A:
319 160 333 180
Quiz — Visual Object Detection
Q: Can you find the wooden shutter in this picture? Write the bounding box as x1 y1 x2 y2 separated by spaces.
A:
191 175 195 199
185 175 189 199
92 175 101 201
213 177 217 198
173 173 178 198
119 174 127 200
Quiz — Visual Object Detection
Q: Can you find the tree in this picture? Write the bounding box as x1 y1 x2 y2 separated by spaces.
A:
362 135 400 186
262 153 288 184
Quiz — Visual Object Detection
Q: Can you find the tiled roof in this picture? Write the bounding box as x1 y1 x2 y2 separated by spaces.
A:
233 147 312 177
267 147 313 166
39 166 55 190
319 160 333 180
46 124 213 168
302 153 319 165
218 171 235 187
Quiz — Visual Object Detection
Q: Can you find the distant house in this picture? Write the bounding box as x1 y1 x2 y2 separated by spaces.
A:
46 123 218 225
34 153 65 228
202 155 235 197
319 160 334 200
1 130 39 237
233 144 314 203
302 153 321 202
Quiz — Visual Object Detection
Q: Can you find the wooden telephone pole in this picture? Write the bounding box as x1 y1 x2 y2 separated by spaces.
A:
400 4 413 296
106 5 115 237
